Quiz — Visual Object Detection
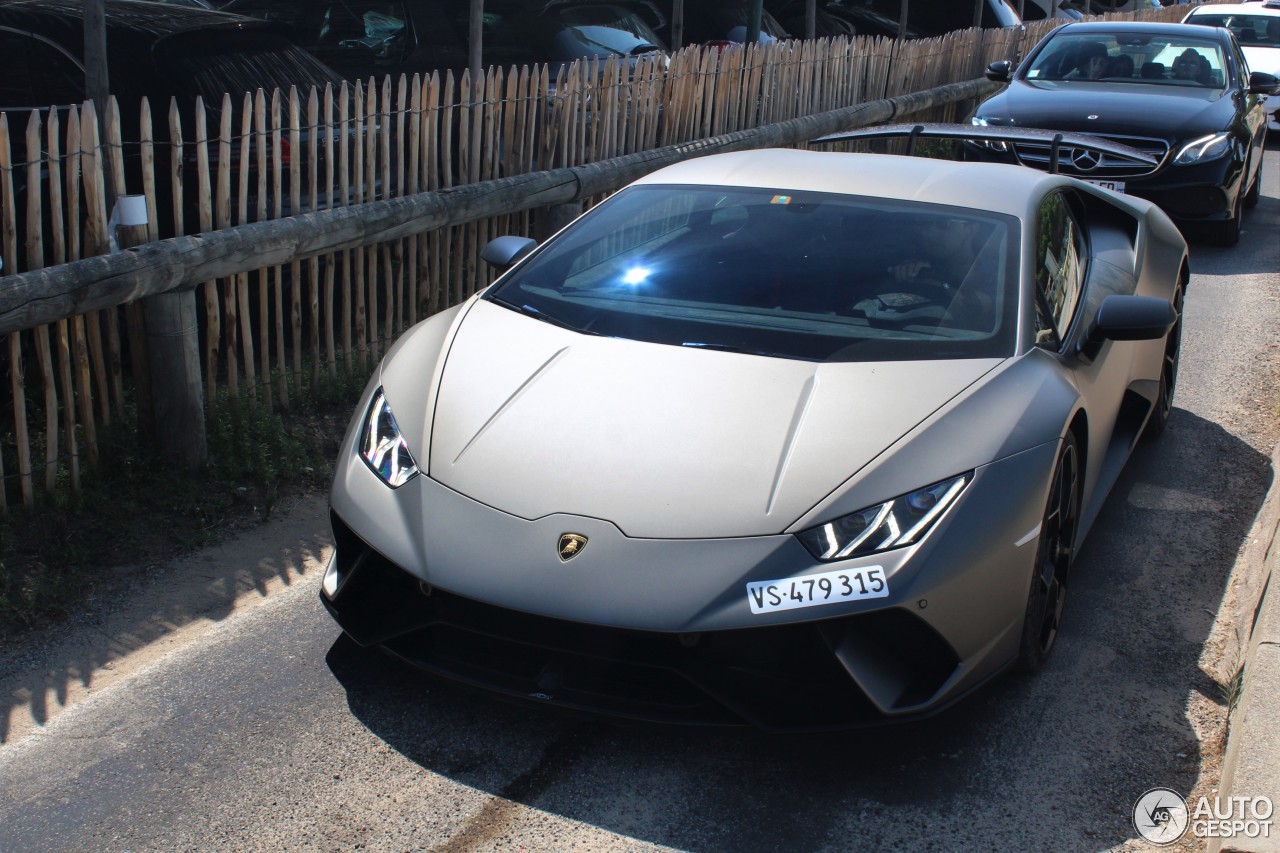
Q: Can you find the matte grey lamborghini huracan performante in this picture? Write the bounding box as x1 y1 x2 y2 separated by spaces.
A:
322 147 1187 730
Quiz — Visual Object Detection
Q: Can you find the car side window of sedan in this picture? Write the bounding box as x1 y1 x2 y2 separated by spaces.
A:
1034 190 1086 349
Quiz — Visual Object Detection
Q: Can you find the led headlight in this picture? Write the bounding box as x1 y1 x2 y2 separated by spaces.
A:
970 116 1008 152
359 388 419 488
1174 132 1232 165
797 473 971 562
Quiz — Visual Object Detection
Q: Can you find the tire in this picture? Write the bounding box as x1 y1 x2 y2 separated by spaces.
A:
1017 431 1081 673
1244 148 1263 209
1143 284 1183 441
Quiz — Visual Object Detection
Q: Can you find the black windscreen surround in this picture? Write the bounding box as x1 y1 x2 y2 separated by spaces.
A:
487 185 1020 363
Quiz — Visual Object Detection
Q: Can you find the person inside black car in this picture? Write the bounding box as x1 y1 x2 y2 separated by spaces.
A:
1172 48 1211 84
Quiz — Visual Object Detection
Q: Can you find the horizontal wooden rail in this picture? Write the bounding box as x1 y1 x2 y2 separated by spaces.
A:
0 78 998 337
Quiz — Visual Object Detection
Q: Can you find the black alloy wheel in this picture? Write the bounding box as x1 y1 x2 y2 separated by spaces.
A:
1144 284 1183 440
1017 431 1081 672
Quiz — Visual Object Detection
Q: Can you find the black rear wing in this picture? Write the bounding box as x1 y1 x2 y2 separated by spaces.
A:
811 122 1159 174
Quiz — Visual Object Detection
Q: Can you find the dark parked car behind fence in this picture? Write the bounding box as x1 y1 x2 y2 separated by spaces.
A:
219 0 668 85
0 0 347 244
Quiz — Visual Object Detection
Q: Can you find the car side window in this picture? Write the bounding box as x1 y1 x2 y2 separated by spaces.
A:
1034 191 1086 348
0 30 85 110
1231 39 1250 86
314 1 410 67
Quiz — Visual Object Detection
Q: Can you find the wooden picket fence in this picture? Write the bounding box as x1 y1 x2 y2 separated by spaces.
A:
0 6 1186 510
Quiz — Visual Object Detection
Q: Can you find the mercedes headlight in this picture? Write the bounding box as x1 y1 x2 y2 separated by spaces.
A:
359 388 419 488
970 116 1009 153
1174 132 1232 165
797 474 971 562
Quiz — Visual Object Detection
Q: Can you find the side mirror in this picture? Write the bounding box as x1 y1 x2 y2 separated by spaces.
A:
1248 71 1280 96
985 61 1013 83
481 236 538 269
1078 294 1175 359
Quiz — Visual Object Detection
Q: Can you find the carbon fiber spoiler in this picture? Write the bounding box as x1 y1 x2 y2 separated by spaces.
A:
812 122 1159 174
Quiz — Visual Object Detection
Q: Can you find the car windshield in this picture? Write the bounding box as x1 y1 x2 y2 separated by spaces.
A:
546 6 665 56
486 185 1020 363
1185 12 1280 49
1026 32 1228 88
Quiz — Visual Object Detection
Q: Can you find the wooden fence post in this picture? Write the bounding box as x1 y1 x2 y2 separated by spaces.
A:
143 287 206 471
139 97 205 469
537 201 582 243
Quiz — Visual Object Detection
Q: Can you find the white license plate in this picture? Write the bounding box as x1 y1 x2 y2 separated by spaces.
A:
1084 179 1125 193
746 566 889 614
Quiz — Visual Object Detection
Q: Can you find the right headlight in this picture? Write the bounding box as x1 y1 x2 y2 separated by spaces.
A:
797 473 971 562
1173 132 1232 165
359 388 420 488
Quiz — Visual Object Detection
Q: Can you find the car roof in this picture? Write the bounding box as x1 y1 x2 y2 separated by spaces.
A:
1053 20 1235 41
631 149 1063 218
1185 2 1280 14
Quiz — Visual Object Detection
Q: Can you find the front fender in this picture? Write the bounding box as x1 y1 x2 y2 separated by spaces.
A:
792 350 1079 532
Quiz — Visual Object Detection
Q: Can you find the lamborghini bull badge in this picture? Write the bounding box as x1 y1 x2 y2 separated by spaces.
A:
558 533 588 562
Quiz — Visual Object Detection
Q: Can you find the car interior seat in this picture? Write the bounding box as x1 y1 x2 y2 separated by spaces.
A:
1140 61 1164 80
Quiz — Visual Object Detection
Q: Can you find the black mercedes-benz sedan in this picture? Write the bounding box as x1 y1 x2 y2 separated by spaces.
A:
969 21 1279 246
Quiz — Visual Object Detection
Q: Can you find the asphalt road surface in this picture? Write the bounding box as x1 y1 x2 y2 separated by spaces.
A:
1 142 1278 852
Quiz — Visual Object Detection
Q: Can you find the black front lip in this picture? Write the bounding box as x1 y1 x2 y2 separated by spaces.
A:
320 511 1004 732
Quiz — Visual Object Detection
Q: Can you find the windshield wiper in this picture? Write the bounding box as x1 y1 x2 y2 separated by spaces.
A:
680 341 786 358
496 298 598 335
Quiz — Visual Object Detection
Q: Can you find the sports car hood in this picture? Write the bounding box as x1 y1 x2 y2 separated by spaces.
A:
419 300 1002 539
981 80 1228 138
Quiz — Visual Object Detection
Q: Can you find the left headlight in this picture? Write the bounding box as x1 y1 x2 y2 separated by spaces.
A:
359 388 419 488
797 473 971 562
970 116 1009 152
1173 132 1232 165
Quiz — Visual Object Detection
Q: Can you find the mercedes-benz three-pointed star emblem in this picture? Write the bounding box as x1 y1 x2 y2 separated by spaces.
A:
558 533 588 562
1069 148 1102 172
